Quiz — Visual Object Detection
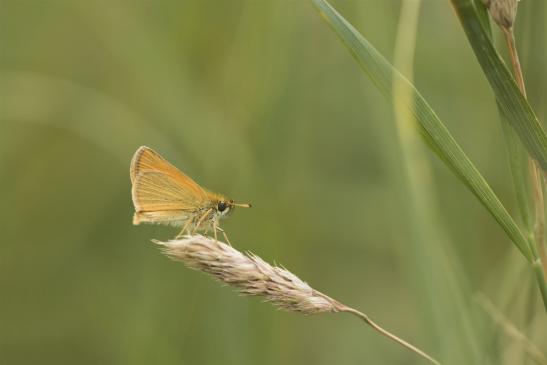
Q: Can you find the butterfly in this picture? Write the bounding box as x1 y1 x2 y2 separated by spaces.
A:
130 146 251 242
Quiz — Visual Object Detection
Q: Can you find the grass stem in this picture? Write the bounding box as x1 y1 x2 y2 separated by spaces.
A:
502 25 547 309
475 293 547 365
338 306 442 365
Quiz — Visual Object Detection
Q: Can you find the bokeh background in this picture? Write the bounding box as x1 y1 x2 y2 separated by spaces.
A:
1 1 546 364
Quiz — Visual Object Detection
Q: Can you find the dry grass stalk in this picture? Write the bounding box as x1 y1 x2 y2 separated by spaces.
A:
489 0 547 282
475 293 547 365
154 235 442 365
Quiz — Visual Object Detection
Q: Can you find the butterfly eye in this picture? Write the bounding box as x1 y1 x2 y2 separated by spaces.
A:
217 201 227 212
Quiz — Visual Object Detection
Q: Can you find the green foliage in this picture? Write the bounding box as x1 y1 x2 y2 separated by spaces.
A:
451 0 547 171
313 0 532 261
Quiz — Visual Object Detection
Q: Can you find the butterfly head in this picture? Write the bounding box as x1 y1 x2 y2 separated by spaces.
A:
216 199 251 218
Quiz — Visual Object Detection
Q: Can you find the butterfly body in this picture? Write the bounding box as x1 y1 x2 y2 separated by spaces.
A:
130 146 250 240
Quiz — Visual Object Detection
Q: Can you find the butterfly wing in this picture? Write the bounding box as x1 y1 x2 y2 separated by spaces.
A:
130 146 208 198
132 170 207 211
131 146 166 183
130 147 210 225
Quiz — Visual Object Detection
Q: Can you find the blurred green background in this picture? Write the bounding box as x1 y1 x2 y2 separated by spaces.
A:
1 1 546 364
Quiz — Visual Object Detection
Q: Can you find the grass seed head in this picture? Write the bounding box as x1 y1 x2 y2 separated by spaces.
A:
155 235 342 314
483 0 519 29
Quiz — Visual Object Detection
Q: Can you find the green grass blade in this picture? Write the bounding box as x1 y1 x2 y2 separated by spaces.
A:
312 0 533 261
473 0 534 234
501 113 533 232
451 0 547 171
471 0 547 311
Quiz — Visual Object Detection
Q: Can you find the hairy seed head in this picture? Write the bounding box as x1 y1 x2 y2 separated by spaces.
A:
483 0 519 29
154 236 342 314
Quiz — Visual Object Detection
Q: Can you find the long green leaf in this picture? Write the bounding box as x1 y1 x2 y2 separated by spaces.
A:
312 0 533 261
451 0 547 171
473 0 534 233
470 0 547 311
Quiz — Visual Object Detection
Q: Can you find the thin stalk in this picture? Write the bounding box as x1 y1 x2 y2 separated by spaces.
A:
503 29 526 96
502 26 547 304
477 0 547 311
339 306 442 365
475 293 547 365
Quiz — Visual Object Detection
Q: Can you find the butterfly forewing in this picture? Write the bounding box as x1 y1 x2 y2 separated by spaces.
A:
130 146 208 200
131 147 211 221
130 146 167 182
132 171 206 212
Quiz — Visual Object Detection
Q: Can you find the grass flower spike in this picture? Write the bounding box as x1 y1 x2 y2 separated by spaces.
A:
154 235 441 365
155 236 341 314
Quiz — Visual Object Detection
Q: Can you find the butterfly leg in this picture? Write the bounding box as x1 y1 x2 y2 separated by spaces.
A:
212 219 218 243
216 225 231 246
212 220 226 245
193 208 213 236
175 219 192 239
213 223 218 243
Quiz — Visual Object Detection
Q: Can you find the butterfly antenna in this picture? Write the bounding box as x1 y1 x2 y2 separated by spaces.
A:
234 203 252 208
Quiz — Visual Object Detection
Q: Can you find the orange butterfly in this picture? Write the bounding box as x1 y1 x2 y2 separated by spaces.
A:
130 146 251 242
